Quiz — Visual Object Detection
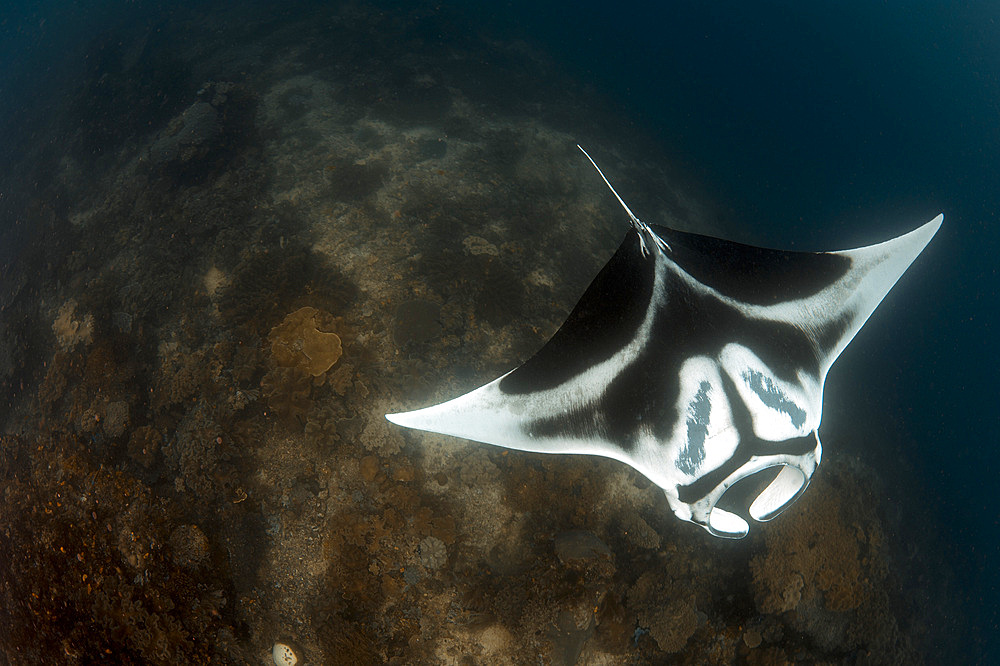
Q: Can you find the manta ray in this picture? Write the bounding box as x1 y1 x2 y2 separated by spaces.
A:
387 147 942 538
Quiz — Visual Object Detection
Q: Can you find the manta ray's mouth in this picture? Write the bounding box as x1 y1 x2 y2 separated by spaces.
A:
715 466 783 516
707 464 810 538
716 464 809 521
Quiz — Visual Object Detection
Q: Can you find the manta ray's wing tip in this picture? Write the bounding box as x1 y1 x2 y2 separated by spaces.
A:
385 407 439 431
900 212 944 251
919 212 944 237
384 411 407 426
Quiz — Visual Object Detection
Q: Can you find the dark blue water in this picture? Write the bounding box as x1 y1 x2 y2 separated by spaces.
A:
1 0 996 661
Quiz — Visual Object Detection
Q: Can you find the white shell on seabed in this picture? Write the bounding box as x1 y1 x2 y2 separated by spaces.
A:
272 641 299 666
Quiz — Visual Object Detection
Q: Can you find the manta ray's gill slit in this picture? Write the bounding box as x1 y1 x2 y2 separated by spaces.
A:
741 368 808 429
676 369 816 506
677 380 712 475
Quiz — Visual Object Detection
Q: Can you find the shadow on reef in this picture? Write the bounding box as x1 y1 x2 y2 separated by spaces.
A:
66 28 194 162
218 233 359 340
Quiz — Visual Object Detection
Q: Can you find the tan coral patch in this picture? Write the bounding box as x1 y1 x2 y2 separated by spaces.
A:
52 299 94 351
268 306 343 377
750 475 867 614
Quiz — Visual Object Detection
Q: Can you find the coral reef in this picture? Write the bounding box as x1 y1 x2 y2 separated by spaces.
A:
628 567 700 653
269 306 343 377
749 466 916 659
168 524 211 569
52 299 94 351
0 433 246 663
102 400 130 438
418 535 448 571
151 344 211 413
217 241 358 338
391 299 442 347
148 101 222 167
127 425 163 469
751 484 866 615
260 366 313 427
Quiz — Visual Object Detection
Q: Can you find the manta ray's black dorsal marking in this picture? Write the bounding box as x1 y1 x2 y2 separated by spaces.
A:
652 225 853 305
386 147 942 538
499 230 654 395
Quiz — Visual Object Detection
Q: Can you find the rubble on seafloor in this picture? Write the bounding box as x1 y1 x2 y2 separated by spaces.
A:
0 3 930 664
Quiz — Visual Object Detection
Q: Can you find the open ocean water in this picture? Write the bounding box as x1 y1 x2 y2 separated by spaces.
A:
0 1 996 663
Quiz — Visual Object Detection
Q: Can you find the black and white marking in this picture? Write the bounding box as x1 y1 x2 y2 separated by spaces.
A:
387 148 942 538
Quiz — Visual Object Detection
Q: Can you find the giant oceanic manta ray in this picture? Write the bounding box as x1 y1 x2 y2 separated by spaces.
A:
387 147 942 538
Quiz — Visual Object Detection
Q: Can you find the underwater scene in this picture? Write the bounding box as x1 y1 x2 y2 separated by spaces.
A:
0 1 996 664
